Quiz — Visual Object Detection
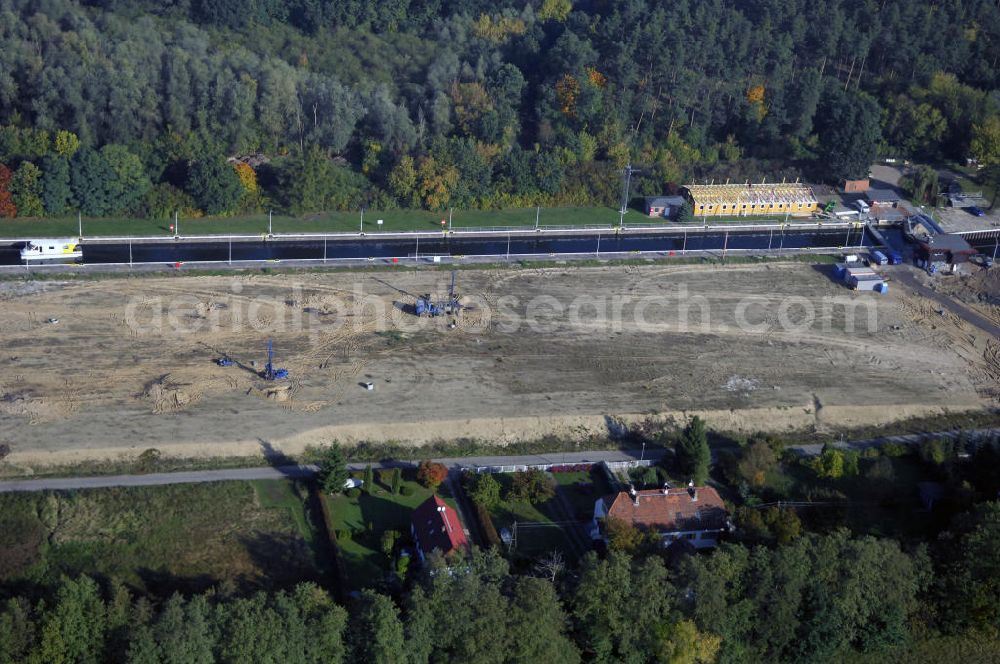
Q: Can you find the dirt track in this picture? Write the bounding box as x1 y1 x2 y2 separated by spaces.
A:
0 262 995 467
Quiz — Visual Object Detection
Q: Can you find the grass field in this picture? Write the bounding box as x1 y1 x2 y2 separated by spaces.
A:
0 207 628 238
486 472 589 562
0 480 328 596
325 472 458 589
552 468 613 521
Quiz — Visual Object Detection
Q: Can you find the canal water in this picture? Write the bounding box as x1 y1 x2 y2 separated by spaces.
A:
0 227 874 266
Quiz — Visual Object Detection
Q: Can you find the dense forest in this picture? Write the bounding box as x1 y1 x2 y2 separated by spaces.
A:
2 508 1000 664
0 0 998 219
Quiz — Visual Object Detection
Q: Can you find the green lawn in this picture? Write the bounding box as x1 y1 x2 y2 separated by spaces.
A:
325 473 458 590
552 468 612 521
0 206 628 238
486 473 585 562
0 480 327 596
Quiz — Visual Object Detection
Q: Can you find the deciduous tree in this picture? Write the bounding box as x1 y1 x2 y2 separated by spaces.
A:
185 156 242 215
0 163 17 218
10 162 45 217
416 461 448 489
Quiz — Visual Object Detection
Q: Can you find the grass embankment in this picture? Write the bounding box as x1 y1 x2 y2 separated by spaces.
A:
2 407 995 482
0 207 624 238
0 480 328 596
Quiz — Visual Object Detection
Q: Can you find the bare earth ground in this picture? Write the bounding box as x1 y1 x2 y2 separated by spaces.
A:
0 262 996 468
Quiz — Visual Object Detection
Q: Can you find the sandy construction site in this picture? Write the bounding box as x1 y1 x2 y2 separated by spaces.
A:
0 261 997 468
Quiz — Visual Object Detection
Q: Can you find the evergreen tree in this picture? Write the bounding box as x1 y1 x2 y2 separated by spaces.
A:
70 148 117 216
676 416 711 485
317 445 349 494
815 86 882 182
40 155 73 216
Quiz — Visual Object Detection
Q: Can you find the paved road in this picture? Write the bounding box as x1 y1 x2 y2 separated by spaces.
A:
893 268 1000 338
2 428 998 492
788 427 999 457
0 449 659 493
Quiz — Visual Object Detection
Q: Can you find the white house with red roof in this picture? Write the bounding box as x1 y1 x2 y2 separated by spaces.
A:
410 495 470 561
593 484 730 549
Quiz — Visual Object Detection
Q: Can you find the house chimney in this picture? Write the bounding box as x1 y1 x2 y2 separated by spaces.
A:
629 484 639 506
662 483 669 495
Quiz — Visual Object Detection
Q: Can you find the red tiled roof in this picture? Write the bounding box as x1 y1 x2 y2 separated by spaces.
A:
411 495 469 557
605 487 728 532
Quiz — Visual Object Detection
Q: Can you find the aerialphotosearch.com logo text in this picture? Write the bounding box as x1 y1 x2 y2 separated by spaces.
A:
123 280 878 338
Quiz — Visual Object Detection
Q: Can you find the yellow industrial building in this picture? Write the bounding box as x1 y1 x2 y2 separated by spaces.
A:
683 182 819 218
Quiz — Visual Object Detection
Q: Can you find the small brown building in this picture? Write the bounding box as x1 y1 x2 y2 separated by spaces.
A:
843 178 869 193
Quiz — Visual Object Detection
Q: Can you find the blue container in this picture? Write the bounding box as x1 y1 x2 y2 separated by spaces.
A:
876 282 888 293
415 299 426 315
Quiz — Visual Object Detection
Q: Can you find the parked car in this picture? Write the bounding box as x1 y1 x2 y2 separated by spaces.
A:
964 205 985 217
971 254 993 269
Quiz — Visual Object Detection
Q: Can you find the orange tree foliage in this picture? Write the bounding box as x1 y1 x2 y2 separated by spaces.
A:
746 84 767 121
416 460 449 488
0 163 16 218
233 162 257 193
415 156 459 210
555 74 580 117
586 67 608 88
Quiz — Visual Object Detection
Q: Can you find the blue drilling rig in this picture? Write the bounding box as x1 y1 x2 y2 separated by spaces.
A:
263 339 288 380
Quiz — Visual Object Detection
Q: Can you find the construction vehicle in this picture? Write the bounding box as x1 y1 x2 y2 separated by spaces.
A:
216 356 233 367
822 201 836 215
263 339 288 380
415 271 471 317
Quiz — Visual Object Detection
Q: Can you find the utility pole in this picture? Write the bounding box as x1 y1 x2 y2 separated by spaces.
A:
535 206 540 230
78 211 83 239
268 209 273 236
448 207 453 232
360 208 364 234
619 163 638 228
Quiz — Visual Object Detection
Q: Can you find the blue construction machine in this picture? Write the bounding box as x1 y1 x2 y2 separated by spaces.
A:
263 339 289 380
